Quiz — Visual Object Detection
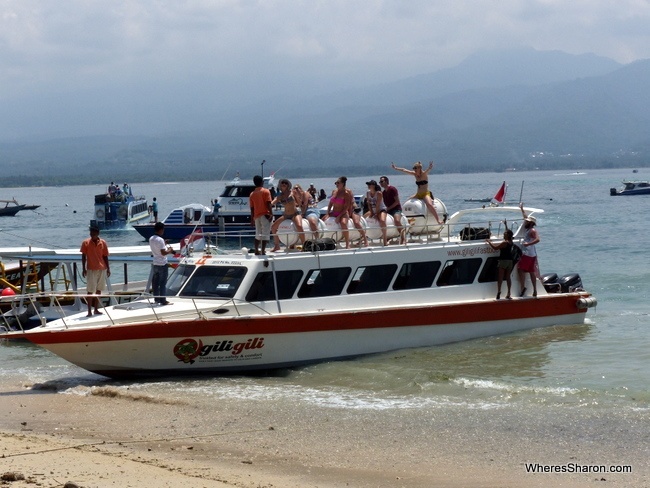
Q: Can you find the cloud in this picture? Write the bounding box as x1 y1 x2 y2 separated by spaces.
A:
1 0 650 138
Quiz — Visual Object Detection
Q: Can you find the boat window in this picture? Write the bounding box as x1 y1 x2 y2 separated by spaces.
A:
297 267 351 298
166 264 196 296
347 264 397 294
179 266 247 298
392 261 440 290
478 257 499 283
245 270 304 301
436 259 482 286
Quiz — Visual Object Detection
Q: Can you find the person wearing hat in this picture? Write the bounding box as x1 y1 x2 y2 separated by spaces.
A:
80 225 110 316
517 202 540 297
365 179 388 245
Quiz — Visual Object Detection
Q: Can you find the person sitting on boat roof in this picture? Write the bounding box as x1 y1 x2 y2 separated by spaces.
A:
297 183 321 239
122 183 131 196
325 176 353 249
365 180 388 246
308 183 317 200
270 179 306 251
347 184 368 247
391 160 442 224
379 176 405 245
485 224 515 300
517 203 541 298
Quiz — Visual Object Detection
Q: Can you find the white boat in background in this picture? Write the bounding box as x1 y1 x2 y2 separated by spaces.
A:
133 175 282 241
609 180 650 196
0 204 596 378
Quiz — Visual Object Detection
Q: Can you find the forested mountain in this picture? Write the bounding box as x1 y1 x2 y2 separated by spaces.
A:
3 48 649 186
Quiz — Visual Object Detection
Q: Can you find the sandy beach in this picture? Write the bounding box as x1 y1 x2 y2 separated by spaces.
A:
2 379 648 488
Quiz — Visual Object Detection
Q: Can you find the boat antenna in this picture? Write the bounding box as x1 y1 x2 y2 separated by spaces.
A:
518 180 525 204
219 163 232 181
261 159 266 178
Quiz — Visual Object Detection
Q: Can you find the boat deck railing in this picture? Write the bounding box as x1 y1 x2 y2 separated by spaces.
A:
0 291 271 332
185 217 524 255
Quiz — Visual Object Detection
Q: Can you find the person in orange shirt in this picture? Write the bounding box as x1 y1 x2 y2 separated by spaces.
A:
80 225 110 317
249 175 273 255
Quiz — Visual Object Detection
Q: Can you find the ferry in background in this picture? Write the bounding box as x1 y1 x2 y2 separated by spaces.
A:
133 175 280 241
90 186 149 230
0 203 597 378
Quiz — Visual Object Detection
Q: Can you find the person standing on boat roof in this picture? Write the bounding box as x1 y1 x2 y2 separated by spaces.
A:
151 197 159 223
485 224 515 300
391 161 442 225
249 175 273 255
379 175 405 244
517 203 541 298
149 222 175 306
80 225 111 317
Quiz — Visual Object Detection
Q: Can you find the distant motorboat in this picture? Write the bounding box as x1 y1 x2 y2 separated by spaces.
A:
464 181 507 206
610 180 650 196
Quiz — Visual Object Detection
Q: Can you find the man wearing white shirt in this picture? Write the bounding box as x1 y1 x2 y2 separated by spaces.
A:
149 222 175 305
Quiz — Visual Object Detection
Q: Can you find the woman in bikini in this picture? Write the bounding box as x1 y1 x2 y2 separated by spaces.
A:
270 179 305 251
391 161 442 224
324 176 353 249
364 179 388 245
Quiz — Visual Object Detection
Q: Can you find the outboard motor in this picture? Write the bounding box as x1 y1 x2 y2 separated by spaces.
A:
541 273 561 293
559 273 583 293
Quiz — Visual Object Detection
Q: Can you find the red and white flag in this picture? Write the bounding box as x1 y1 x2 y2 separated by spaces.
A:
491 181 507 206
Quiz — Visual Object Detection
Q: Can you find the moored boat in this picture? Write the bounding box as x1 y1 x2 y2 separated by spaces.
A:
609 180 650 196
90 188 149 230
0 198 39 217
0 204 597 378
133 175 282 241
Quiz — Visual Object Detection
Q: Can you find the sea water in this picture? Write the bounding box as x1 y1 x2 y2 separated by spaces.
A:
1 168 649 415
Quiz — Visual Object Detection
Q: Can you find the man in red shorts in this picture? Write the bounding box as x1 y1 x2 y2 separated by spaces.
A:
517 202 540 297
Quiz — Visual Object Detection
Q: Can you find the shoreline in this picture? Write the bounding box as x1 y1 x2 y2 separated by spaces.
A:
2 381 648 487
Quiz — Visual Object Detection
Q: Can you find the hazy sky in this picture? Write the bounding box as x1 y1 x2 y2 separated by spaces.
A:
2 0 650 139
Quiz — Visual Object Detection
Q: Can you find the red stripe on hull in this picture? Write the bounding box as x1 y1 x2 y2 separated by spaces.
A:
26 293 589 345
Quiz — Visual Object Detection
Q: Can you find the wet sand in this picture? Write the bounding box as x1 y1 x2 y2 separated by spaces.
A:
1 381 648 487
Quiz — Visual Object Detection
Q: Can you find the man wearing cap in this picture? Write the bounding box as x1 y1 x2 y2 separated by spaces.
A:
80 225 110 317
308 183 317 201
517 202 541 297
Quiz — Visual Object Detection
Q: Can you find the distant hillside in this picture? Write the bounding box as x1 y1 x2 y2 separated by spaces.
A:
3 48 649 186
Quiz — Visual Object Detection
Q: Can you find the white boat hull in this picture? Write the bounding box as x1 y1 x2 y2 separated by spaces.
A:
18 293 590 377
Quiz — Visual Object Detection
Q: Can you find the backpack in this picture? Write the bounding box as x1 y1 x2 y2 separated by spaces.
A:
511 244 523 264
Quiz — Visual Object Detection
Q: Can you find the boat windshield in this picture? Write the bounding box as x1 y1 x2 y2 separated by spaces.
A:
166 264 196 296
177 265 248 298
220 185 255 198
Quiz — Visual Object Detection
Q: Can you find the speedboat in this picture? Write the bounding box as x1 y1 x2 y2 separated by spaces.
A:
0 204 597 378
90 190 149 230
610 180 650 196
133 175 281 241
